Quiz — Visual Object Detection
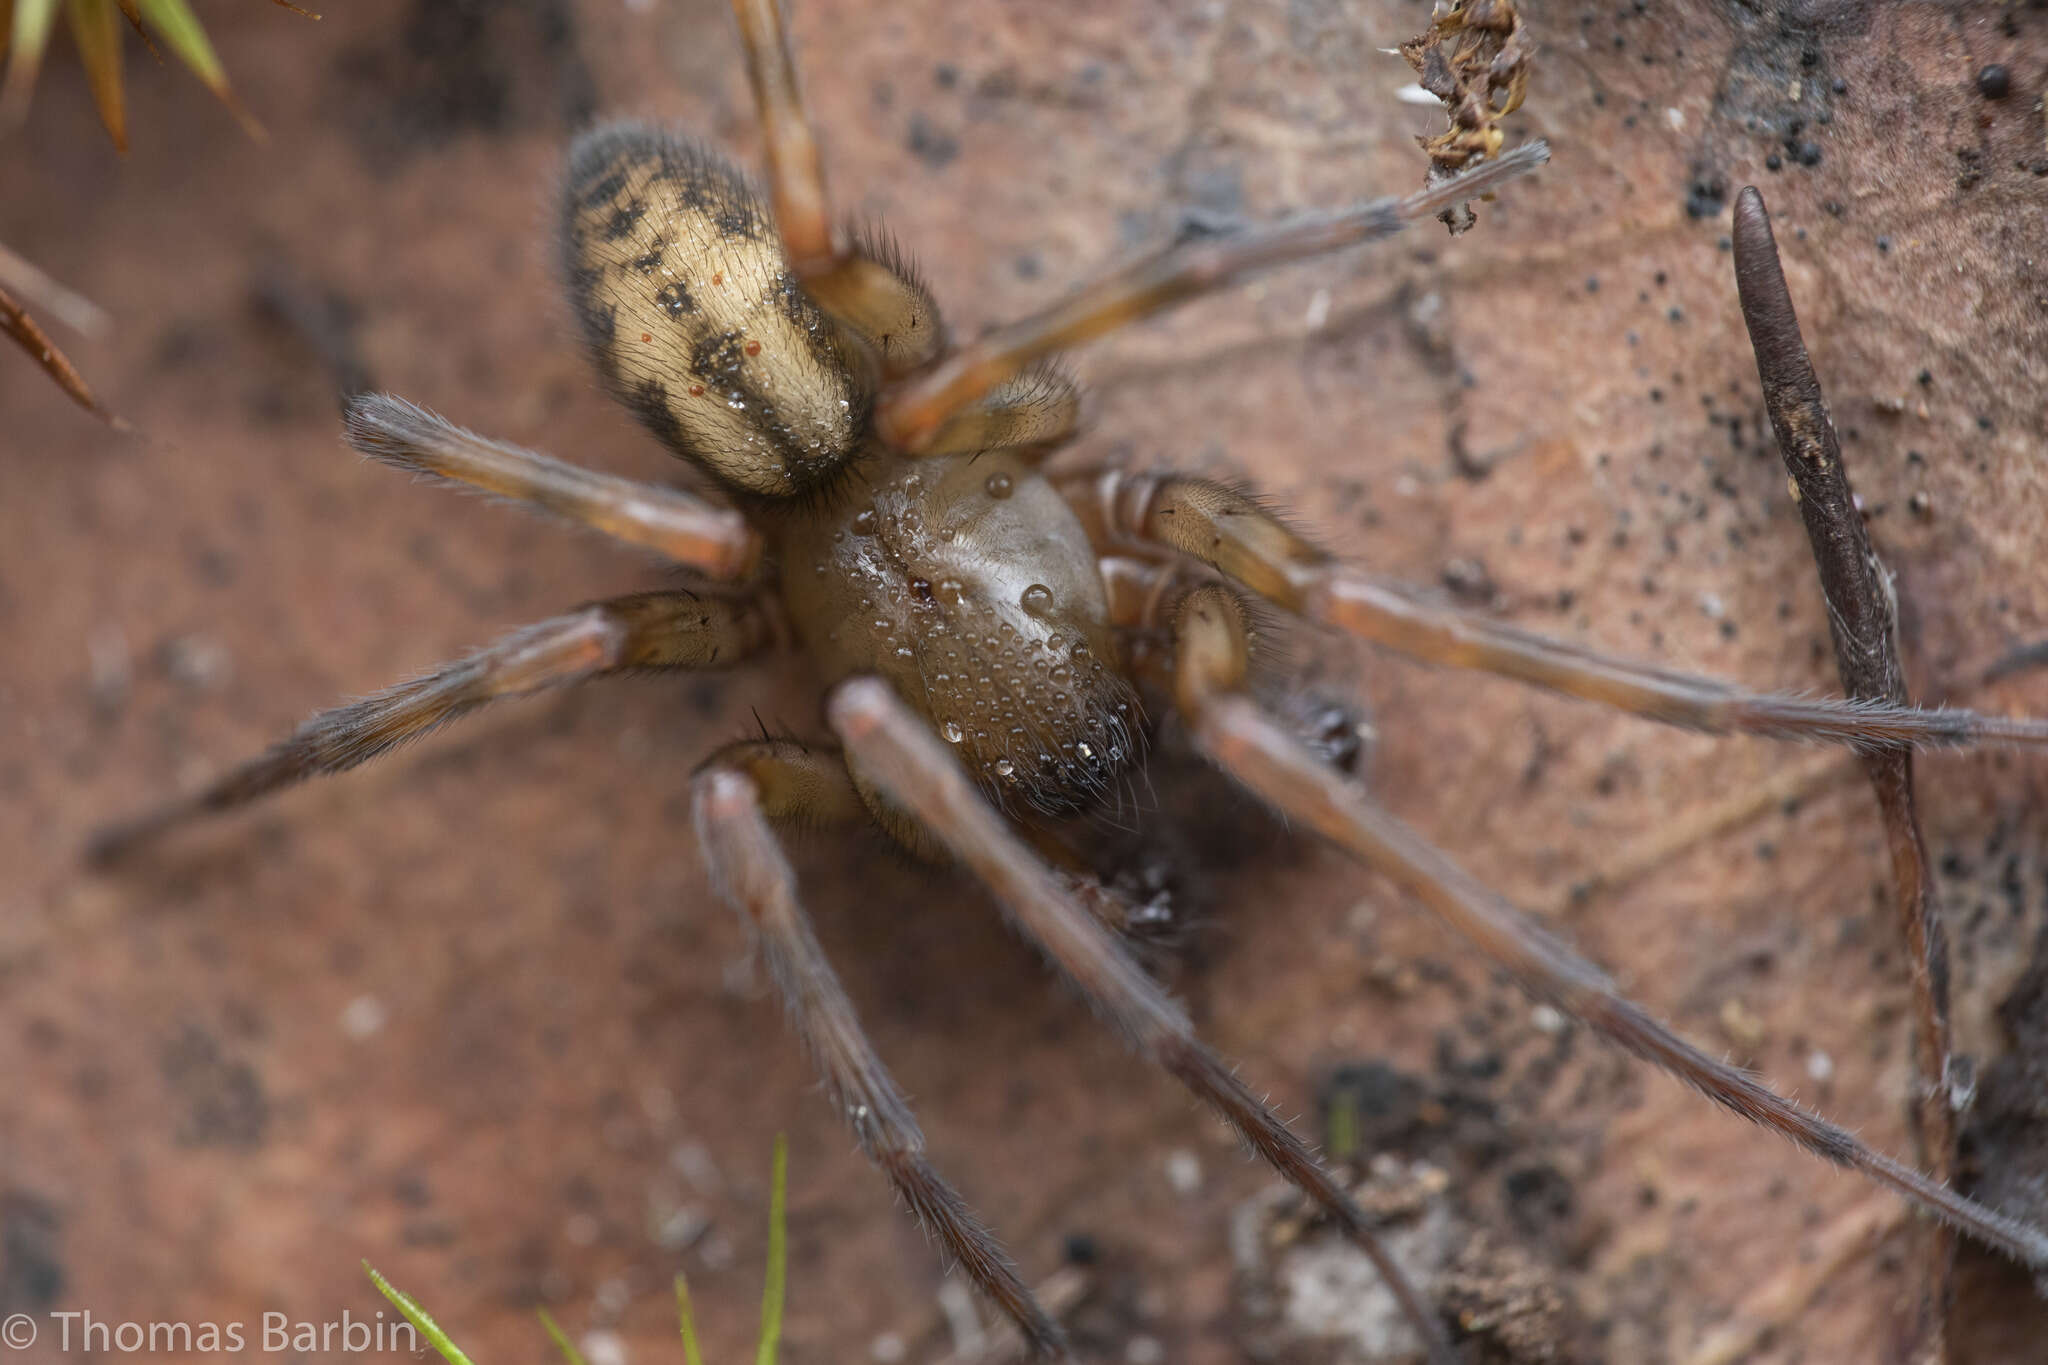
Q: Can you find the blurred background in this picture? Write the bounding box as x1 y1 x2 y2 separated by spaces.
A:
3 1 2047 1360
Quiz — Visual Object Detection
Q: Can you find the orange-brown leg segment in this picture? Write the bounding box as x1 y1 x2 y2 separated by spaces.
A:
88 591 771 864
827 678 1459 1365
346 394 761 581
875 142 1549 452
690 747 1065 1359
729 0 945 375
916 366 1081 461
1062 468 2048 750
1164 583 2048 1270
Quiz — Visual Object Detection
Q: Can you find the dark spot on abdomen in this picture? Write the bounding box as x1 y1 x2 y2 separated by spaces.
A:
605 200 648 240
657 282 694 318
715 208 761 240
577 169 628 210
629 378 686 448
690 329 747 379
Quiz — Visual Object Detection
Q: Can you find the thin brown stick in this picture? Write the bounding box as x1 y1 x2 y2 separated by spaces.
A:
1733 185 1953 1358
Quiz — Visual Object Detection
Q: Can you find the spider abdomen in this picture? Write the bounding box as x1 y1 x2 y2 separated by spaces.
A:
560 124 874 498
777 451 1140 819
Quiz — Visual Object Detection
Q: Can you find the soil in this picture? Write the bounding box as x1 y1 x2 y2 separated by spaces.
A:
4 2 2047 1362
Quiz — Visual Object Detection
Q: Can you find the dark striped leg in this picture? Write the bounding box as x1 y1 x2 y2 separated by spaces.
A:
1061 468 2048 751
1161 582 2048 1272
346 394 761 580
690 743 1066 1358
89 590 769 863
875 145 1548 452
727 0 946 376
827 678 1459 1365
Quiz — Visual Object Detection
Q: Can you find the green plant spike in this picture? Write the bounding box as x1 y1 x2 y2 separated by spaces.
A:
757 1133 788 1365
362 1262 477 1365
538 1309 590 1365
125 0 263 138
0 0 59 124
675 1275 708 1365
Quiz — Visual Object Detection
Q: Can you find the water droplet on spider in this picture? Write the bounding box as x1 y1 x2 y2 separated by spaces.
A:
942 721 964 744
937 578 966 604
994 758 1016 778
852 508 878 535
1076 741 1094 760
1020 583 1054 615
984 472 1014 499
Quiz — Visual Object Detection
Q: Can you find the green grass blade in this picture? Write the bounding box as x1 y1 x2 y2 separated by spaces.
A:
756 1133 788 1365
537 1309 589 1365
363 1262 476 1365
132 0 263 136
674 1275 708 1365
1 0 58 121
130 0 220 86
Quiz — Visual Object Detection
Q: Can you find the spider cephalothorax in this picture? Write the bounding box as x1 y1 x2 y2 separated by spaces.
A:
91 0 2048 1359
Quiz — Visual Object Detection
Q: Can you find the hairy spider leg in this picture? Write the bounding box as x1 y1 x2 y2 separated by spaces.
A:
1146 576 2048 1271
691 744 1067 1358
828 677 1460 1365
729 0 947 377
1061 469 2048 751
87 591 770 864
874 144 1550 452
345 394 762 581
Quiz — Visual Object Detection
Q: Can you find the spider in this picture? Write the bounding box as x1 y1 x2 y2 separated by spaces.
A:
86 0 2048 1358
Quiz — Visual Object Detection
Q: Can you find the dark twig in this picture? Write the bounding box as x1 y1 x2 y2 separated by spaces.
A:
1 281 126 428
1732 186 1954 1360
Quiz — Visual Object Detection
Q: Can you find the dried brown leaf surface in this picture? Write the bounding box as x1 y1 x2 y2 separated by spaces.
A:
2 2 2045 1362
